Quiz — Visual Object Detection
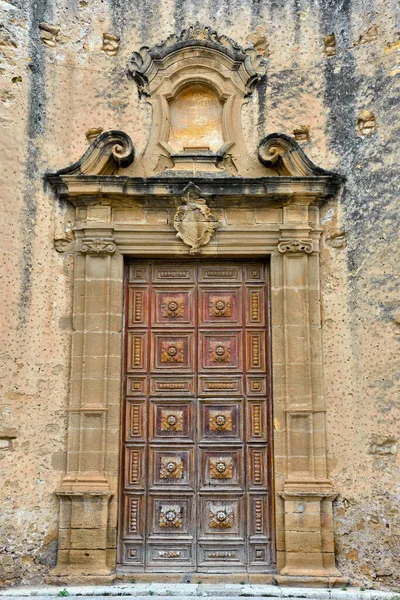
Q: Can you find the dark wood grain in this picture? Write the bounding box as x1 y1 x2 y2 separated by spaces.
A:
119 260 274 572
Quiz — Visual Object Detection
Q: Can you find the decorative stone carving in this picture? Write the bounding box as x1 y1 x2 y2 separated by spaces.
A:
209 341 232 363
80 238 116 254
159 505 182 528
160 340 184 363
209 410 233 432
160 457 183 479
258 133 338 177
357 110 376 136
209 457 233 479
54 130 134 176
209 504 233 529
102 33 120 56
54 233 73 253
246 25 270 57
326 230 347 248
128 22 267 98
86 127 103 144
324 34 337 56
161 296 185 318
209 296 232 317
173 183 218 254
160 410 184 432
39 23 60 47
278 239 313 254
293 125 310 142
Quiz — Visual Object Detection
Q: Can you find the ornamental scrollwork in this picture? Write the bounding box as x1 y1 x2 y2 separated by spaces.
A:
277 239 313 254
80 238 116 255
128 23 267 98
54 233 73 253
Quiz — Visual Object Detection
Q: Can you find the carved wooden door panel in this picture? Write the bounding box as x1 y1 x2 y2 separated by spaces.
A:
119 260 274 572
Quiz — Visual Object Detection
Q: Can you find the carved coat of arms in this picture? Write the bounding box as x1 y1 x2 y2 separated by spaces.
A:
173 183 218 254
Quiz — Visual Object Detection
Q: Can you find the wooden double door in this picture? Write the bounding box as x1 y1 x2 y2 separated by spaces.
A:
119 260 274 572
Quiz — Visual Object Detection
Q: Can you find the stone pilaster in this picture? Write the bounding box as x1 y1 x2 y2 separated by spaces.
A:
274 204 344 585
49 227 123 581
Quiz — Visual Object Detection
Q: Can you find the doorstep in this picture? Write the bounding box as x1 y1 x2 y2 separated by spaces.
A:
0 583 396 599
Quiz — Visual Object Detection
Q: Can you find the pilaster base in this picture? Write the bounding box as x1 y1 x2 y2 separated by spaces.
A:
53 488 114 579
46 570 116 586
275 575 350 588
277 484 343 583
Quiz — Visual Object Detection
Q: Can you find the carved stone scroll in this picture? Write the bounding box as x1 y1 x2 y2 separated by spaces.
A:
278 239 313 254
55 130 134 176
80 238 116 254
258 133 340 178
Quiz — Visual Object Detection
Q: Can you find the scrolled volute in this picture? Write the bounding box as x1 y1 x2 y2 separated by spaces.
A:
56 130 134 177
258 133 335 177
278 239 313 254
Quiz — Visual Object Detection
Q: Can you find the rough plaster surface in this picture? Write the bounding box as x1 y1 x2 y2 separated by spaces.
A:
0 0 399 590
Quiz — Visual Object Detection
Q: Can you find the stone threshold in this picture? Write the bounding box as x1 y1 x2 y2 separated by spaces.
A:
0 584 396 599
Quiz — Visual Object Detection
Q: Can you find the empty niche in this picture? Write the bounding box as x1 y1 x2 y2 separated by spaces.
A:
168 84 224 153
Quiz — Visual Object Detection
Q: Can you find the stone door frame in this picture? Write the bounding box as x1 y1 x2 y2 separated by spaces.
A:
47 166 346 586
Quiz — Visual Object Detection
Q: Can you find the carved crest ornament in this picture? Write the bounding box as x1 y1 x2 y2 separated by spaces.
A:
173 183 218 254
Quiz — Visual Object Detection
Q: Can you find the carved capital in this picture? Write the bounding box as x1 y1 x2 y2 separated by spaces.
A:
278 239 313 254
80 238 116 255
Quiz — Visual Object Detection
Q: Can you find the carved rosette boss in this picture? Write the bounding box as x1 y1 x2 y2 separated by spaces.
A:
173 183 218 254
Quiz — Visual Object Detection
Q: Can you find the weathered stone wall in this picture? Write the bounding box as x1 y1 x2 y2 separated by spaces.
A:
1 0 399 589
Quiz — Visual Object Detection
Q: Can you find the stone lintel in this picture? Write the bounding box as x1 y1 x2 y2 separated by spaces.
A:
47 175 341 204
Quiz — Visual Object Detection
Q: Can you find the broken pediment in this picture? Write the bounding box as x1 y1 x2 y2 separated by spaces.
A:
56 130 134 177
47 131 342 208
47 30 342 196
258 133 337 177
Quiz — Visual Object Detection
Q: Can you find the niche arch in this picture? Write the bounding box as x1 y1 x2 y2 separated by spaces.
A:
128 23 267 174
167 82 225 153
